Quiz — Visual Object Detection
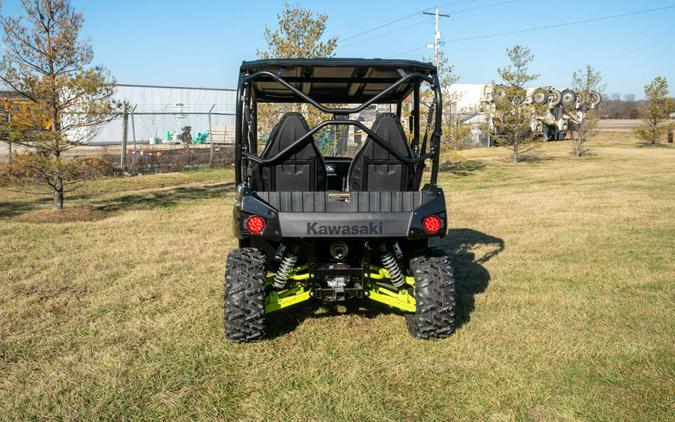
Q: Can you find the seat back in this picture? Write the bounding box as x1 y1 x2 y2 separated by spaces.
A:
258 112 326 191
347 113 414 192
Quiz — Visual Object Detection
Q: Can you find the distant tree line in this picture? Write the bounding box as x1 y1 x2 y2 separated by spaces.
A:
598 94 643 119
597 93 674 120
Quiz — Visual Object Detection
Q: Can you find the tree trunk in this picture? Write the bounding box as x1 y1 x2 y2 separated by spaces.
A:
512 144 519 163
53 175 64 209
574 132 583 157
7 141 12 175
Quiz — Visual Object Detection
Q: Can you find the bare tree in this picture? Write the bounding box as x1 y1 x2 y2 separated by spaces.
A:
0 0 118 209
634 77 673 145
570 65 604 157
491 45 541 162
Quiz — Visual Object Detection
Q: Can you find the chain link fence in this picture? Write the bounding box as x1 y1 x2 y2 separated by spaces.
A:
1 110 236 175
86 106 236 173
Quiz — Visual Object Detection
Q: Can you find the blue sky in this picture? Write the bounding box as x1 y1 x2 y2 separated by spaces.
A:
2 0 674 97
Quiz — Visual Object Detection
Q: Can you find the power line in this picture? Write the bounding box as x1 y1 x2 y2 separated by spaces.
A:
444 5 675 44
389 45 432 59
337 0 522 50
337 19 430 50
388 5 675 58
449 0 522 15
339 0 474 43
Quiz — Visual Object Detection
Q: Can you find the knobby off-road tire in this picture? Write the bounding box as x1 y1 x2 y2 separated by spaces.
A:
224 247 267 342
406 248 457 339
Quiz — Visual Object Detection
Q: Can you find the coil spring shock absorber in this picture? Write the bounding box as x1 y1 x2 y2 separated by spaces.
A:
273 250 297 290
380 245 405 289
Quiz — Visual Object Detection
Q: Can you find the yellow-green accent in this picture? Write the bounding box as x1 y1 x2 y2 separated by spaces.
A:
265 282 311 313
265 265 310 286
369 265 415 287
289 264 310 281
366 265 416 312
264 265 311 313
366 282 416 312
264 264 417 313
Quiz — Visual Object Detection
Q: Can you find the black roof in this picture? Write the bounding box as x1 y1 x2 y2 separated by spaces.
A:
240 58 436 104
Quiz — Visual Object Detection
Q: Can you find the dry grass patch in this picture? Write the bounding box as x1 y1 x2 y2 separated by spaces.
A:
15 207 105 223
0 135 673 420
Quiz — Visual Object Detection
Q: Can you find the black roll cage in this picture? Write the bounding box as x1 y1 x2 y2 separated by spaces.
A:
234 64 444 187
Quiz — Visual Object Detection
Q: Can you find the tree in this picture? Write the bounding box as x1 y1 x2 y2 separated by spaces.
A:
403 48 464 155
257 2 337 60
0 0 117 209
598 93 640 119
570 65 604 157
255 2 338 147
634 77 673 145
491 45 540 162
428 50 463 148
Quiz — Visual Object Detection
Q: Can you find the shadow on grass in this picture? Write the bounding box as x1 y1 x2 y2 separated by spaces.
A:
515 154 555 164
265 228 505 339
0 199 47 218
92 182 235 213
636 142 675 148
432 228 505 329
266 299 404 340
440 160 487 176
2 181 234 220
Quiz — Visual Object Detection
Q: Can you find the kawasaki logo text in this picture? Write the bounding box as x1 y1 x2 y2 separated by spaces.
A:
306 222 383 235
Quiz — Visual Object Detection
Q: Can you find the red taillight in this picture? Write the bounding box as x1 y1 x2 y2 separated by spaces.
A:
422 215 442 234
246 215 265 234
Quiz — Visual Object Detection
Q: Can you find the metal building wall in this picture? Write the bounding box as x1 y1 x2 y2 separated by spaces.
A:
89 84 236 145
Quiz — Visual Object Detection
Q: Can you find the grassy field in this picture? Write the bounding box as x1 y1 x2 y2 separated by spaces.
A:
1 133 674 421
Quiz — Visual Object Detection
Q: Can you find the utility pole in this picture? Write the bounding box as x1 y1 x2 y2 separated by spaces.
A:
422 8 449 65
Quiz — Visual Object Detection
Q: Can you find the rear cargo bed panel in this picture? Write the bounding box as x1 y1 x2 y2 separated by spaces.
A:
235 187 446 240
255 191 433 213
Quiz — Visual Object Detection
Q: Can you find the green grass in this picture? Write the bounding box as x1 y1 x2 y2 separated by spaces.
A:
1 134 674 420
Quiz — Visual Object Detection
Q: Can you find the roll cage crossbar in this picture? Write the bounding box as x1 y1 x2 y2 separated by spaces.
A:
244 71 433 115
241 119 434 166
235 62 444 186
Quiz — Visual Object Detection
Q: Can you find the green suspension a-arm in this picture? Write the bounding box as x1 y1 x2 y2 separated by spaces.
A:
366 266 416 312
263 265 417 313
265 282 311 313
264 265 311 313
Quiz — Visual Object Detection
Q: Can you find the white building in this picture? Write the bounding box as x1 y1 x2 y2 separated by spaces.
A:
87 83 501 147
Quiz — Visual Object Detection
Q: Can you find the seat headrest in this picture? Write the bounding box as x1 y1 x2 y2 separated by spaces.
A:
261 112 315 159
364 113 411 159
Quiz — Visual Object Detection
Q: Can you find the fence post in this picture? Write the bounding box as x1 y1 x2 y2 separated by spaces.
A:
208 104 215 167
121 103 129 171
7 112 12 172
131 105 137 154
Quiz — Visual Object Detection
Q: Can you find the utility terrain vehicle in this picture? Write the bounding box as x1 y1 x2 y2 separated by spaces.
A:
225 59 455 341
